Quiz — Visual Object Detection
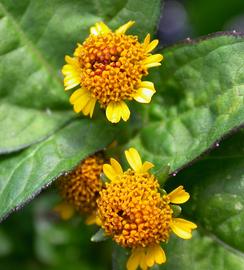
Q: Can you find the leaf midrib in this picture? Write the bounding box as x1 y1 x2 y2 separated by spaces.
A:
203 229 244 258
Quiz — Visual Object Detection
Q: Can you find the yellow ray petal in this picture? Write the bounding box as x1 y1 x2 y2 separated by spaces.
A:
62 57 81 91
133 81 156 103
90 26 99 35
143 54 164 68
110 158 123 175
106 102 122 123
174 218 197 229
73 92 91 113
146 245 166 267
115 20 135 34
62 64 77 74
119 101 130 121
63 74 79 82
171 218 197 240
127 248 143 270
88 98 97 117
145 248 154 267
69 88 87 104
141 161 154 173
64 55 77 65
168 186 190 204
154 245 166 264
97 21 111 34
143 54 164 64
103 158 123 181
140 81 155 89
90 21 111 35
53 202 75 220
82 97 97 117
143 33 151 47
140 256 148 270
145 39 159 53
103 164 116 181
64 76 81 90
125 148 143 172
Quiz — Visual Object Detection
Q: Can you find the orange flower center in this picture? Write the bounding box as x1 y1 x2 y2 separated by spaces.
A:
58 154 104 214
74 33 148 106
97 170 173 248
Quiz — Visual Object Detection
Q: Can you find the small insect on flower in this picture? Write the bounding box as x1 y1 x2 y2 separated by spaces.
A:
54 153 104 225
62 21 163 123
97 148 197 270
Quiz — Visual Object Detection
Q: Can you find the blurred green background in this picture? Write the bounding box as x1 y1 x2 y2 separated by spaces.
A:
1 0 244 269
0 190 112 270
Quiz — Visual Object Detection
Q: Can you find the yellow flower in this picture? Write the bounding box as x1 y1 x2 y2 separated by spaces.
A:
97 148 197 270
62 21 163 123
55 153 104 224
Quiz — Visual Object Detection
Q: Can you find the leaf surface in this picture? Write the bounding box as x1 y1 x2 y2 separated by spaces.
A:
167 130 244 253
0 103 72 153
0 0 161 152
127 33 244 172
113 130 244 270
0 120 118 221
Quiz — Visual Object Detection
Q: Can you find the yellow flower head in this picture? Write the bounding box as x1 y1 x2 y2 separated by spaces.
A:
97 148 197 270
62 21 163 123
55 153 104 223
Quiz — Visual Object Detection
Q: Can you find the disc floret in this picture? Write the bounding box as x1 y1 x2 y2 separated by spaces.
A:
97 148 197 270
55 154 104 224
62 21 163 123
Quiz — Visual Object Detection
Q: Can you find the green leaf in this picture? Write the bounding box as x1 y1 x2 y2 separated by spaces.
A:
168 130 244 253
0 103 72 154
112 125 244 270
0 119 118 221
112 230 244 270
163 232 244 270
0 191 112 269
0 0 161 153
109 0 161 39
127 33 244 173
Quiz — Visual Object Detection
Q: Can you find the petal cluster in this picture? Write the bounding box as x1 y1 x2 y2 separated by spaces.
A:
55 154 104 223
62 21 163 123
97 148 197 270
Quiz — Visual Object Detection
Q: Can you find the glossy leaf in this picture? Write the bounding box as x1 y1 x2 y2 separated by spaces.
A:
0 119 118 221
0 103 72 153
113 130 244 270
168 130 244 253
0 0 161 153
163 232 244 270
112 231 244 270
127 33 244 172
